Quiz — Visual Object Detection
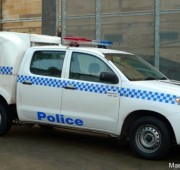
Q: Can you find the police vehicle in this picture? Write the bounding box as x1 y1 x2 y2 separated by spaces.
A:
0 32 180 160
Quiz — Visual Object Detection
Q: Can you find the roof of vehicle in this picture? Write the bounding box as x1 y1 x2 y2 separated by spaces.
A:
0 31 61 45
30 45 133 57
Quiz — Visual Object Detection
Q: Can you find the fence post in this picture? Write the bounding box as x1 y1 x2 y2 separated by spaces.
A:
0 0 2 31
61 0 67 43
154 0 161 69
96 0 101 40
42 0 59 36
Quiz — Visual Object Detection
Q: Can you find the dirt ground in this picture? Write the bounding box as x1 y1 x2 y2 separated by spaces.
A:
0 125 180 170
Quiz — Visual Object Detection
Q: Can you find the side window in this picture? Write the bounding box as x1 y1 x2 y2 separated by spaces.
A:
30 51 65 77
69 52 113 82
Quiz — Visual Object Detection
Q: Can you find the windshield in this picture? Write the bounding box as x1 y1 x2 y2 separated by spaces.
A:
105 53 167 81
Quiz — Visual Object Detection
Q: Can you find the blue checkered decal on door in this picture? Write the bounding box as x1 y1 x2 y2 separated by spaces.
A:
17 75 118 94
71 81 119 94
0 66 13 75
17 75 64 88
17 75 178 105
119 88 177 104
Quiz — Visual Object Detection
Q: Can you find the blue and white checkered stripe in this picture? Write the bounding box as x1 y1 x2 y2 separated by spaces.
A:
119 88 177 105
17 75 177 105
0 66 13 75
17 75 64 88
17 75 118 94
71 81 119 94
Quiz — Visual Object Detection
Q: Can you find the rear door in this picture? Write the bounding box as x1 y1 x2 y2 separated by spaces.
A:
17 49 66 123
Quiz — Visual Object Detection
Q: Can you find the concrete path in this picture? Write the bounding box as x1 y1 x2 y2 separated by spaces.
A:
0 125 179 170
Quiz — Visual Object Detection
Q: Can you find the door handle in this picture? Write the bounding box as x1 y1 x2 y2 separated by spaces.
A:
63 85 77 90
22 81 32 85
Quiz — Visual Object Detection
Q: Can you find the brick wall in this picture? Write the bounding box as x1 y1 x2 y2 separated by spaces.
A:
2 0 41 33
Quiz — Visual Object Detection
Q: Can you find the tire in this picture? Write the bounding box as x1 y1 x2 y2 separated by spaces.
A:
0 104 12 136
129 116 171 160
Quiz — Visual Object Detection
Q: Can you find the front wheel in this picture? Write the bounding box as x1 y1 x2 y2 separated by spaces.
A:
0 104 12 136
129 116 171 160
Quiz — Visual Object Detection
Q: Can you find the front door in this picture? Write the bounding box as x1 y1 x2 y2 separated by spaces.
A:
61 51 120 132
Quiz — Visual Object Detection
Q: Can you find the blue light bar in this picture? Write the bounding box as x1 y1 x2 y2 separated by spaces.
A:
92 40 113 46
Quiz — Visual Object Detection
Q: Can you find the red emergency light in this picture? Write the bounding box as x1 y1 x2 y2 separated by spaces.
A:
63 37 113 48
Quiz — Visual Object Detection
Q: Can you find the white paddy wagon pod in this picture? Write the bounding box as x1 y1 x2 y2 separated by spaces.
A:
0 33 180 160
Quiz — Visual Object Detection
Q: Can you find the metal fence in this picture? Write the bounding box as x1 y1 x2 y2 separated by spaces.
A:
61 0 180 81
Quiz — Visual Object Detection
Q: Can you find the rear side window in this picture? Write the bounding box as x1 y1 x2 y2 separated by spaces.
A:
30 51 65 77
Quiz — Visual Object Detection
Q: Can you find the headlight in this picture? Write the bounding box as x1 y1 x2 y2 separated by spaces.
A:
175 97 180 104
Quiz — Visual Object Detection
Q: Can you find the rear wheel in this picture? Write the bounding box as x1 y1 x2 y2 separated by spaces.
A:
129 116 171 160
0 104 12 136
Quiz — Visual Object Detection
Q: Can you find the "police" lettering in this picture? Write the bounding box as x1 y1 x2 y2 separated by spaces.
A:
37 112 84 126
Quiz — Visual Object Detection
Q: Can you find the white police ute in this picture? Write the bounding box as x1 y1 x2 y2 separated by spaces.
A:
0 32 180 160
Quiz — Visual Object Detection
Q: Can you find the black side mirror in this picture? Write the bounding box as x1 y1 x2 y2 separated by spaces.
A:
100 72 119 84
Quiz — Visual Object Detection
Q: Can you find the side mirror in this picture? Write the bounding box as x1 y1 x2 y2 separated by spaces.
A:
100 72 119 84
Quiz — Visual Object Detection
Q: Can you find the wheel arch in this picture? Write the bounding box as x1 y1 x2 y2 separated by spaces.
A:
0 95 18 120
0 87 12 105
120 110 176 144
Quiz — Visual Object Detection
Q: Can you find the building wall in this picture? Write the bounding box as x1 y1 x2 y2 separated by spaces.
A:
1 0 180 80
66 0 180 80
2 0 42 33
